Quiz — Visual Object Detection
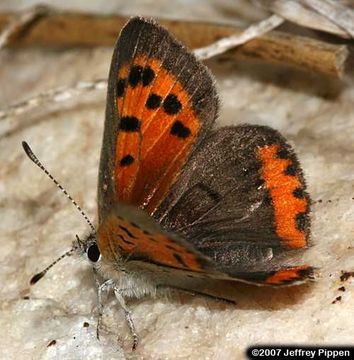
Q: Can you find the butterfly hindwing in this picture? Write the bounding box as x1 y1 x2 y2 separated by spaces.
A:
98 17 218 223
154 125 313 285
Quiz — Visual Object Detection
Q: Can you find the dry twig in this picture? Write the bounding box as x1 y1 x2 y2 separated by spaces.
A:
194 14 284 60
0 10 348 77
0 79 106 119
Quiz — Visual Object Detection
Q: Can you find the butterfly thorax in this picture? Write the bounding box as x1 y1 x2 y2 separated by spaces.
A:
74 205 161 298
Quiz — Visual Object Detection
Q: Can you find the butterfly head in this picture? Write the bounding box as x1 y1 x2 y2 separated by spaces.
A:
75 233 101 265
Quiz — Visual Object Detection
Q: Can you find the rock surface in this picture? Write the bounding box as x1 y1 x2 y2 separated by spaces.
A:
0 2 353 360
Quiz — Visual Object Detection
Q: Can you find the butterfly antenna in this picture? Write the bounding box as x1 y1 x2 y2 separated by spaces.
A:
22 141 96 233
30 246 77 285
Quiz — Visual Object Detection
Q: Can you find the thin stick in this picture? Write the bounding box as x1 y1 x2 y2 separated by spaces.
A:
194 14 284 60
0 79 106 122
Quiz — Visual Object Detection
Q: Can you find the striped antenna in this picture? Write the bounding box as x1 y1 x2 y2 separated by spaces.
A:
22 141 96 233
30 246 77 285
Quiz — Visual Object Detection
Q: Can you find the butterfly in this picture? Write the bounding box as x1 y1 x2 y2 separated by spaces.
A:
27 17 314 350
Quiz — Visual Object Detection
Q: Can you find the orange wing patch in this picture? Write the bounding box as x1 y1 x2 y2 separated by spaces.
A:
98 213 205 272
258 145 309 249
265 266 314 285
115 56 200 213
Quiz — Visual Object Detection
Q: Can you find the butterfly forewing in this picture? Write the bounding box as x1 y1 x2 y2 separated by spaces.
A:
97 17 220 275
98 17 218 222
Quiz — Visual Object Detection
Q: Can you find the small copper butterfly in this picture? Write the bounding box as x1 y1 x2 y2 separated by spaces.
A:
25 17 314 350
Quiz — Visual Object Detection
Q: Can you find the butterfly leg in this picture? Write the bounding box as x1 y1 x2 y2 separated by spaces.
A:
95 274 114 340
113 286 139 351
159 284 237 305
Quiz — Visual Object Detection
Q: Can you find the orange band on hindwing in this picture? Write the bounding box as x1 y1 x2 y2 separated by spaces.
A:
258 145 309 248
114 55 200 212
265 266 314 285
97 213 205 272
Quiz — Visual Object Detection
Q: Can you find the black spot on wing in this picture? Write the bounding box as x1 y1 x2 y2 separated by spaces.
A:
128 65 154 88
170 120 191 139
119 225 138 239
120 116 141 132
146 93 162 109
293 187 305 199
118 234 135 245
142 66 155 86
285 164 297 176
117 78 126 97
128 65 143 87
276 148 289 159
173 253 188 268
297 267 315 279
120 154 134 167
163 94 182 115
296 212 307 232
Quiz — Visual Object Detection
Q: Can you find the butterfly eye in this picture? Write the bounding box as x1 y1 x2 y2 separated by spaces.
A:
87 243 101 263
